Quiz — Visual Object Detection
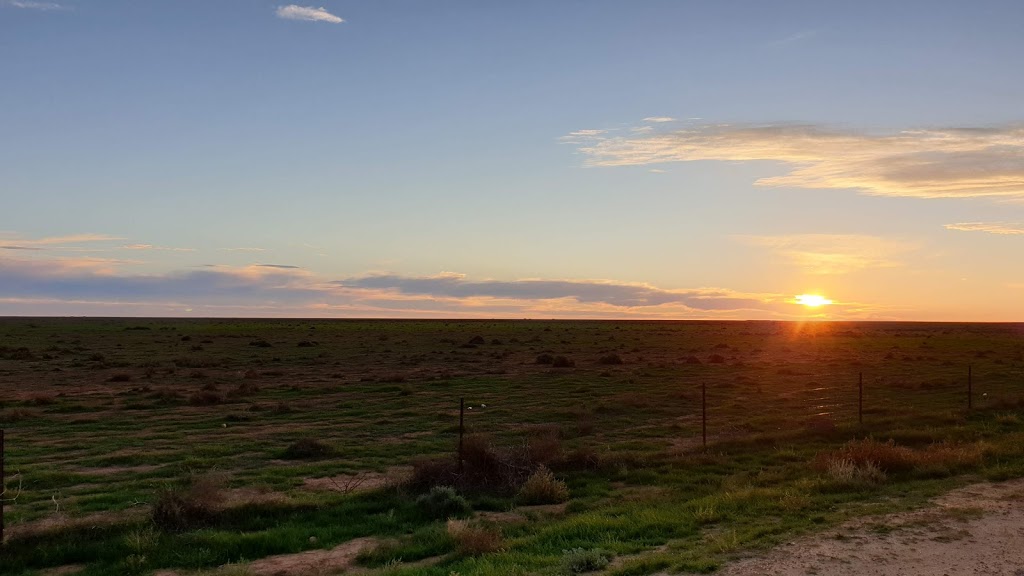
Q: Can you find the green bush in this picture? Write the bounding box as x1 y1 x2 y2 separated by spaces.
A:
416 485 471 519
561 547 611 574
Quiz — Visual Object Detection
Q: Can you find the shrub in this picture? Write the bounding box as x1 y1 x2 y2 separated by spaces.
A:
416 486 471 519
187 391 223 406
536 354 555 365
552 356 575 368
597 353 623 365
814 438 984 476
107 373 133 382
517 465 569 505
152 475 225 532
561 547 611 574
825 458 886 486
281 438 335 460
447 519 503 556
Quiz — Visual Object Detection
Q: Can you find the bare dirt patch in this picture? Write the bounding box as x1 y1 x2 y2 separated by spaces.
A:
74 464 163 476
719 478 1024 576
244 537 378 576
301 467 410 494
9 508 148 540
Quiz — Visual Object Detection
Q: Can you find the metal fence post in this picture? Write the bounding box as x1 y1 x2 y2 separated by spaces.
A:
701 381 707 449
968 364 973 410
858 372 863 425
458 398 465 473
1 428 5 549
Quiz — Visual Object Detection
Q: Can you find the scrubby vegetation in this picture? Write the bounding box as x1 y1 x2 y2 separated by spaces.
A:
1 318 1023 575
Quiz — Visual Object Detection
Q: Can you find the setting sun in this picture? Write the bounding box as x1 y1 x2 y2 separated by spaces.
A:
795 294 833 307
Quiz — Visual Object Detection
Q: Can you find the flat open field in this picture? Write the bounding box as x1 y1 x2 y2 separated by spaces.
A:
1 318 1023 575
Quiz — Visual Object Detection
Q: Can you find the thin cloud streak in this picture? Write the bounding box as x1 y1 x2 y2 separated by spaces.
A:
275 5 343 23
738 234 918 274
4 0 68 10
944 222 1024 235
571 123 1024 200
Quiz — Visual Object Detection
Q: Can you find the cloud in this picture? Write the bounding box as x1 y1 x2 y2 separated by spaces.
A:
0 233 125 248
275 5 343 24
570 123 1024 200
334 272 772 311
1 256 885 319
256 264 301 269
122 244 196 252
220 247 267 252
642 117 676 123
1 245 43 251
4 0 68 10
944 222 1024 235
738 234 918 274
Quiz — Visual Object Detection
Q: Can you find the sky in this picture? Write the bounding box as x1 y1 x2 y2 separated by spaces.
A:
2 1 1024 320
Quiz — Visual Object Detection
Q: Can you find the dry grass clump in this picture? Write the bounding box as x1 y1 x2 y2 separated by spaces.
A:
281 438 335 460
152 475 225 532
406 432 568 495
824 458 887 485
447 519 504 556
597 353 624 365
188 391 224 406
517 465 569 505
815 438 985 479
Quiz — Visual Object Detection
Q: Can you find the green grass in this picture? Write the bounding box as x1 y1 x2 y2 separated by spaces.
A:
0 318 1023 574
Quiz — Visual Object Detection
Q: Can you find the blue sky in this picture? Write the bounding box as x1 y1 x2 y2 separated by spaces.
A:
3 1 1024 319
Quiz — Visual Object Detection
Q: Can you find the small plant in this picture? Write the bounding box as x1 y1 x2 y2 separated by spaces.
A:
151 475 225 532
597 353 623 365
517 465 569 505
416 485 471 519
560 547 611 574
825 458 887 485
281 438 335 460
447 519 503 556
107 373 133 382
552 356 575 368
535 353 555 364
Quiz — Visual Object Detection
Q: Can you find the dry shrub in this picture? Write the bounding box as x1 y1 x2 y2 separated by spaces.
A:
281 438 335 460
447 519 503 556
29 395 56 406
188 391 223 406
526 428 563 465
407 433 565 495
825 458 886 485
815 438 984 477
227 382 259 399
107 373 133 383
1 408 40 423
552 356 575 368
597 353 623 365
516 465 569 505
152 475 225 532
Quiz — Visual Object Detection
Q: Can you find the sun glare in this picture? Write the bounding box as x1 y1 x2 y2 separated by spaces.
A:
795 294 833 307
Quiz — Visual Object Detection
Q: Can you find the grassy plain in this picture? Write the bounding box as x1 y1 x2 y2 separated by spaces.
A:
0 318 1023 575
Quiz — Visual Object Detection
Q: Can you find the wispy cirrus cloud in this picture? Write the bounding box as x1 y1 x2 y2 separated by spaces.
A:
944 222 1024 235
737 234 918 274
570 122 1024 200
4 0 69 10
122 244 196 252
275 5 343 24
642 117 676 123
0 233 125 250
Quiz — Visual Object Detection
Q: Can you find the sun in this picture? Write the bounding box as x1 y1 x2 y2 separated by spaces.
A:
795 294 833 308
